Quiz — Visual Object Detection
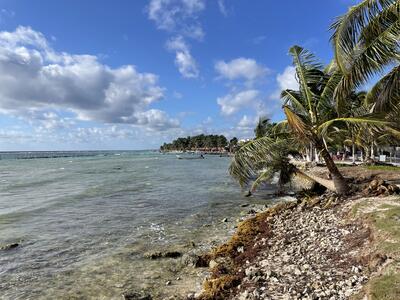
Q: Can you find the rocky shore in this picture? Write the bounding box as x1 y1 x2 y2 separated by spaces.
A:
193 182 400 300
231 199 371 300
129 171 400 300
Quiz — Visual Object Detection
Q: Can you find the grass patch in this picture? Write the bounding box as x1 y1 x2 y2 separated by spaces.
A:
371 205 400 256
350 200 372 217
355 201 400 299
364 165 400 171
369 273 400 300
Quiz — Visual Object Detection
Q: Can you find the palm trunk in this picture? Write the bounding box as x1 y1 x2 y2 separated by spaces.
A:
364 146 370 161
315 139 349 195
342 144 346 161
315 148 320 163
294 168 335 191
371 142 375 161
310 142 315 162
351 134 356 164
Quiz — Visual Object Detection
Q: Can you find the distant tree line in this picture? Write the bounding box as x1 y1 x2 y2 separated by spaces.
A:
160 134 238 152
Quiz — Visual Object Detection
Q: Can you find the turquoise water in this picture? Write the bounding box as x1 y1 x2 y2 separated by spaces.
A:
0 151 274 299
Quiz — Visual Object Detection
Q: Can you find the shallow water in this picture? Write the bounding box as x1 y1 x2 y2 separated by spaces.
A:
0 151 274 299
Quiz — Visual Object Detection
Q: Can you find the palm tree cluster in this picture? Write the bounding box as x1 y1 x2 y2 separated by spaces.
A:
230 0 399 195
160 134 229 151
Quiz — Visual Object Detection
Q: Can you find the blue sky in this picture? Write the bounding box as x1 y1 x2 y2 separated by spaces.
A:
0 0 358 150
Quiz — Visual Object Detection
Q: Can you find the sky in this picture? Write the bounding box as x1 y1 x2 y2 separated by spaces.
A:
0 0 359 151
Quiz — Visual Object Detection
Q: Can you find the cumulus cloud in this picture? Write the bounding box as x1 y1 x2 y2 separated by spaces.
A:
67 125 140 143
270 66 299 100
166 36 199 78
217 89 262 116
0 26 179 131
237 114 255 129
215 58 268 83
147 0 205 39
147 0 204 78
277 66 298 91
135 109 180 131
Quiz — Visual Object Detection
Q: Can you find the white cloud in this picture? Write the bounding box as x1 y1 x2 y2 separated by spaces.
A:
215 58 268 83
166 36 199 78
217 0 228 16
147 0 204 79
27 111 75 131
277 66 298 91
0 26 179 131
270 66 299 100
217 89 262 116
147 0 205 40
237 114 256 129
135 109 180 131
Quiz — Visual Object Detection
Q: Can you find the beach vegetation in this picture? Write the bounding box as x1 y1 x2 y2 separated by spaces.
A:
160 134 228 152
228 0 400 195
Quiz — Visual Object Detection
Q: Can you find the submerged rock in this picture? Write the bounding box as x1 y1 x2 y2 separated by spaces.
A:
0 243 19 251
122 292 152 300
144 250 182 259
181 253 210 268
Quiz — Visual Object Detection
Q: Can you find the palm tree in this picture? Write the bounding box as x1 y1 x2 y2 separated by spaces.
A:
254 117 274 139
331 0 399 110
281 46 390 194
341 91 368 163
229 136 338 194
230 45 394 196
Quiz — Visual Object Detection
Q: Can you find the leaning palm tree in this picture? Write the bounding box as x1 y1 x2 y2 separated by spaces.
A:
229 137 295 193
254 117 275 139
230 46 393 196
281 46 390 194
229 136 338 194
331 0 400 110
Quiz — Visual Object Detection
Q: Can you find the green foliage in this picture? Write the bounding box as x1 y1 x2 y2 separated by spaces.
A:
160 134 228 151
362 202 400 299
331 0 400 109
229 136 299 191
364 165 400 171
254 117 276 139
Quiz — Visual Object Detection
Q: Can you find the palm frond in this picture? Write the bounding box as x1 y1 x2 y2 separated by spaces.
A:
283 106 310 138
332 0 400 99
289 46 322 121
330 0 398 73
366 65 400 109
250 168 275 192
229 137 281 187
281 89 308 115
318 115 392 135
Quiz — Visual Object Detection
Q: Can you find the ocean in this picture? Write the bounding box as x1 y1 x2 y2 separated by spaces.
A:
0 151 274 299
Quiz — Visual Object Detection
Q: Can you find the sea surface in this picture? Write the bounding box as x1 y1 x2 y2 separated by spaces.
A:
0 151 274 299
